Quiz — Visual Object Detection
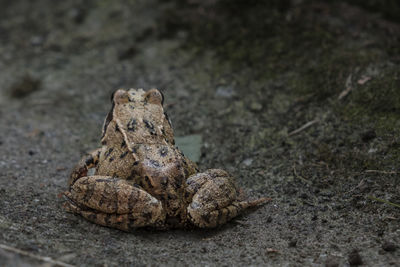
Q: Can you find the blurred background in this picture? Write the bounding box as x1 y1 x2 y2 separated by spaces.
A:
0 0 399 266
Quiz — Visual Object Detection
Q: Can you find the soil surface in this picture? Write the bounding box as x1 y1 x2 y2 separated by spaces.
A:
0 0 399 266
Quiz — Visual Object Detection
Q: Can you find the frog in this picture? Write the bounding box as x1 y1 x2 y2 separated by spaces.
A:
63 88 270 230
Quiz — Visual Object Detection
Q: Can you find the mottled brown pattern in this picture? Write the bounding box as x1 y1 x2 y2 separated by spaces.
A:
64 88 269 230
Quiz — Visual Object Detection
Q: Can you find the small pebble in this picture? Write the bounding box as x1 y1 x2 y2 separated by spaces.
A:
288 239 297 248
215 86 235 98
348 250 363 266
242 158 253 166
382 241 397 252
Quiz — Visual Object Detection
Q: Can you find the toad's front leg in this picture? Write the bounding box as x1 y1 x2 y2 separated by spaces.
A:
64 176 166 231
186 169 270 228
68 148 101 187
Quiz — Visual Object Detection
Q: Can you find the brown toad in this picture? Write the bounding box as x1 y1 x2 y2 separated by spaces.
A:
64 88 269 230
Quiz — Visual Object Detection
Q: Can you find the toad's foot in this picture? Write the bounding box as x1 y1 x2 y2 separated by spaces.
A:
64 176 166 231
186 169 270 228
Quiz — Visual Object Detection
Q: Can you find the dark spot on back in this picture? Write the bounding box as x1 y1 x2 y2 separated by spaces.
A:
159 147 168 157
120 151 129 159
149 159 161 167
143 119 156 135
109 157 114 162
127 118 137 131
105 148 113 158
121 140 126 148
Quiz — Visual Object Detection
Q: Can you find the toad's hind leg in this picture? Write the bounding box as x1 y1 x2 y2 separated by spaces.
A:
64 176 166 231
186 169 270 228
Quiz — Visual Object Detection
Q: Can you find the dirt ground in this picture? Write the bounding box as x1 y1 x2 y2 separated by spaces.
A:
0 0 399 266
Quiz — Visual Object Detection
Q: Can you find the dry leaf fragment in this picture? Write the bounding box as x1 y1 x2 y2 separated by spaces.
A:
357 76 371 85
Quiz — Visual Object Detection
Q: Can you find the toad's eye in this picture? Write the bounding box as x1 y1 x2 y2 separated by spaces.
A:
144 89 163 105
112 89 129 104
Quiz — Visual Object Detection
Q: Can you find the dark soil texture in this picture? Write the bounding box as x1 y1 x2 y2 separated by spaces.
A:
0 0 399 266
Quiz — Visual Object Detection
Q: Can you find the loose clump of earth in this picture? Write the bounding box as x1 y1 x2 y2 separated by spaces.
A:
0 0 399 266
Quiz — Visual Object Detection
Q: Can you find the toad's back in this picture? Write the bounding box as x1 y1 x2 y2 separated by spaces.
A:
96 139 198 226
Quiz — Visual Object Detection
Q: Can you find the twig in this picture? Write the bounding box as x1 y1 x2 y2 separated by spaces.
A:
365 170 398 174
357 76 371 85
0 244 75 267
266 248 280 254
338 74 353 100
368 196 400 208
292 165 311 184
347 179 365 193
288 119 319 136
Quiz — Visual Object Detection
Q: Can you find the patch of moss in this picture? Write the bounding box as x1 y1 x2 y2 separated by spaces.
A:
344 67 400 118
